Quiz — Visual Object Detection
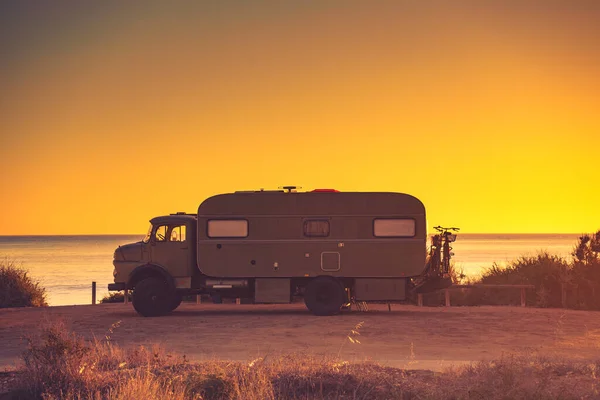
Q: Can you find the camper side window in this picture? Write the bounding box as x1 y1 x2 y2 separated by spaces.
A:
207 220 248 238
304 220 330 237
373 219 415 237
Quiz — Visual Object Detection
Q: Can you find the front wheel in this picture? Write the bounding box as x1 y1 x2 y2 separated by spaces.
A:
304 277 345 316
132 277 173 317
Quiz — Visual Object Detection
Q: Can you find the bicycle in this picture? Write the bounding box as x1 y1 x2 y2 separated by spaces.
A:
429 226 460 277
411 226 460 293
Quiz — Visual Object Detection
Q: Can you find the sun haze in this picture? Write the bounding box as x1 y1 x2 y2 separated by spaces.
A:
1 1 598 235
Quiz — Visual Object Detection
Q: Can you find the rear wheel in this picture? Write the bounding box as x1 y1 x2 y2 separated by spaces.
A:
168 293 183 312
304 277 345 316
132 277 173 317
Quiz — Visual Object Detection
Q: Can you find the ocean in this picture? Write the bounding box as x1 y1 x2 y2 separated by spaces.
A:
0 233 582 306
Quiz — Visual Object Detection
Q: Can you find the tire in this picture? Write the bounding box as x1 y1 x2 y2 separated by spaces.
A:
132 277 173 317
304 277 346 316
168 293 183 312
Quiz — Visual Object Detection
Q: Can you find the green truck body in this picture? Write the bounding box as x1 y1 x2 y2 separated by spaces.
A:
109 189 434 316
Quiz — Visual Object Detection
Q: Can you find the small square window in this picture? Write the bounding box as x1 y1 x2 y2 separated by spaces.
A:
304 220 330 237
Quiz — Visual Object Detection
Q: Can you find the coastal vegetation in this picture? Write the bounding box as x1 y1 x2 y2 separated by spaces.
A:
422 230 600 309
100 291 131 304
6 320 599 399
0 258 47 308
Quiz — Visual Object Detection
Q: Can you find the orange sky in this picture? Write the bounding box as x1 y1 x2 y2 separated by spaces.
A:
1 1 599 235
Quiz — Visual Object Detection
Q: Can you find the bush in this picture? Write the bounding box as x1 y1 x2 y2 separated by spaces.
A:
419 230 600 309
569 231 600 309
572 231 600 266
475 252 570 308
472 231 600 310
100 291 131 304
0 258 47 308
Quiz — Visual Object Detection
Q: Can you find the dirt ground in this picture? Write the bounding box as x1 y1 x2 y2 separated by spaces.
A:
2 302 600 372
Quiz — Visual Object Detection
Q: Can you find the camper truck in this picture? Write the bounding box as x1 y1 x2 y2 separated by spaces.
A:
109 187 455 316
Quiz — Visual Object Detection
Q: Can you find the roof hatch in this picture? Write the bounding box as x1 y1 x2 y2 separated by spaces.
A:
280 185 301 193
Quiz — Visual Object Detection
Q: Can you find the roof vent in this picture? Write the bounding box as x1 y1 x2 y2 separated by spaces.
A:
279 185 301 193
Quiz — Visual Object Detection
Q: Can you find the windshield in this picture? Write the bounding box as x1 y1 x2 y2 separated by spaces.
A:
142 224 153 243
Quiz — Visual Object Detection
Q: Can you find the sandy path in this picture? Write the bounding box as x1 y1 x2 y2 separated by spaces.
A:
2 303 600 371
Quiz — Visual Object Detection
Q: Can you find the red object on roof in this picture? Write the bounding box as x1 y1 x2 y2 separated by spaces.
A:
311 189 340 192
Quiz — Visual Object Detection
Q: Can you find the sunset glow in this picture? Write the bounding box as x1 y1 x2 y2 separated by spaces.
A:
1 1 598 235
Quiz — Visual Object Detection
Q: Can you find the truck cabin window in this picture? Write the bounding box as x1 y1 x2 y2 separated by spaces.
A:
170 225 187 242
155 225 168 242
207 220 248 238
373 218 415 237
304 220 330 237
143 225 152 243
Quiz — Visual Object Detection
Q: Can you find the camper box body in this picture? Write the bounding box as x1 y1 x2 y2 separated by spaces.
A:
197 191 427 300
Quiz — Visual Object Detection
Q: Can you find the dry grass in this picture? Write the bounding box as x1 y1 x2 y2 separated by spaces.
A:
5 320 600 400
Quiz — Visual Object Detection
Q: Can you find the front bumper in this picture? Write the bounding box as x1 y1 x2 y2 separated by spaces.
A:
108 283 127 291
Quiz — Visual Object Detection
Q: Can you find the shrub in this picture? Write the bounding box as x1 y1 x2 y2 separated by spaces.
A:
569 231 600 309
429 231 600 310
100 291 131 304
466 231 600 310
475 252 570 308
417 233 600 309
0 258 47 308
572 231 600 266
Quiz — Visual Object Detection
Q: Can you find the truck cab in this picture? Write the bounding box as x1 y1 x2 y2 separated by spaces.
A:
110 213 197 315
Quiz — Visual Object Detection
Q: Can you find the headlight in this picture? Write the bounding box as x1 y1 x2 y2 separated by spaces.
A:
447 234 457 242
